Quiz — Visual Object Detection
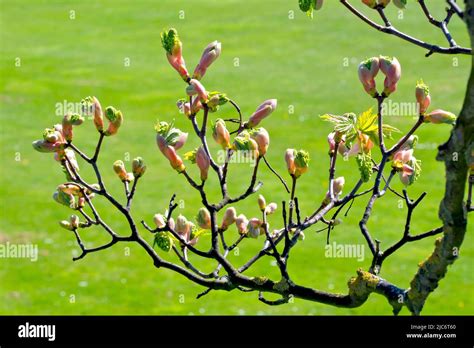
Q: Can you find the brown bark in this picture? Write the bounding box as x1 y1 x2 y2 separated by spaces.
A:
406 0 474 315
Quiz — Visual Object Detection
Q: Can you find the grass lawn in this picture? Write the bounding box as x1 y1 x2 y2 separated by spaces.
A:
0 0 472 315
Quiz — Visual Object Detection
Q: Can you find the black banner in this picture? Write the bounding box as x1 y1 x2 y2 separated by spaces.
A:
0 315 472 346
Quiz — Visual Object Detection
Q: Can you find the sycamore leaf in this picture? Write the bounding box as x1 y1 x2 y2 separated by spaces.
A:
320 113 357 136
356 108 378 134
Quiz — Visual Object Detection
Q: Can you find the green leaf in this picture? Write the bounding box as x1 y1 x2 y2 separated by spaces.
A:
320 113 357 136
356 108 378 134
153 232 173 252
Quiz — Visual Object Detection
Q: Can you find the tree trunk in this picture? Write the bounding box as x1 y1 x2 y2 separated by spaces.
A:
406 0 474 315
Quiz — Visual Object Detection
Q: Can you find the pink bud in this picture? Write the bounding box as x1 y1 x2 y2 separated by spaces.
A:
166 43 189 81
247 99 277 128
221 207 237 230
153 214 166 229
157 137 185 172
195 146 210 181
327 132 350 156
188 79 208 102
191 97 202 115
212 119 231 149
265 202 278 215
249 127 270 156
173 132 188 151
285 149 296 175
379 56 401 96
168 217 175 230
415 80 430 115
424 109 456 125
176 215 190 238
193 41 222 80
92 96 104 132
358 57 379 97
235 214 249 235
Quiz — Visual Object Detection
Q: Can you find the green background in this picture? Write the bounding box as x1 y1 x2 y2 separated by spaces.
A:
0 0 472 315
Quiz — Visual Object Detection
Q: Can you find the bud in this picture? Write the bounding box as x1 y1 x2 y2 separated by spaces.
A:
393 0 406 9
153 214 166 229
196 207 211 229
212 119 231 149
104 106 123 136
358 57 379 97
379 56 401 96
113 160 133 182
56 148 79 172
70 215 80 229
294 150 310 178
233 132 259 159
265 202 278 215
258 194 266 211
361 0 377 8
207 92 228 113
327 132 350 156
155 121 188 150
235 214 249 235
59 220 73 231
82 96 104 132
187 79 208 102
62 113 84 142
161 28 189 80
333 177 345 196
176 215 190 238
249 127 270 156
247 99 277 128
314 0 324 10
43 127 63 143
132 157 147 178
221 207 237 230
415 80 430 115
53 190 75 208
195 146 210 181
285 149 296 175
424 109 456 125
88 96 103 133
163 145 185 173
378 0 391 7
193 41 222 80
248 218 262 239
168 217 175 230
32 139 63 153
191 97 203 115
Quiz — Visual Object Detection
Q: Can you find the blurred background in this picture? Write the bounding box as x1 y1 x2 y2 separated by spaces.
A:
0 0 472 315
